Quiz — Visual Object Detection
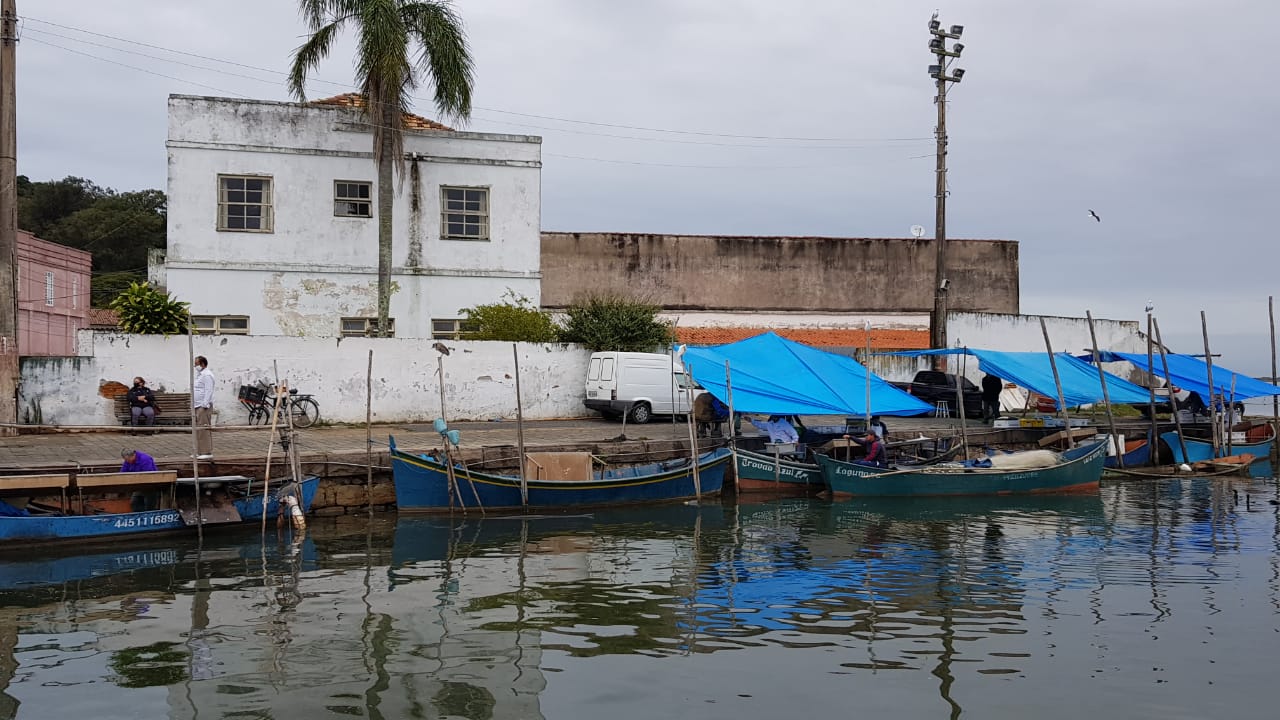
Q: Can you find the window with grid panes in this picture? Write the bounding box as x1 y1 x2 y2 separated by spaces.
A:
440 186 489 240
218 175 273 232
431 318 477 340
191 315 250 335
341 317 395 337
334 180 372 218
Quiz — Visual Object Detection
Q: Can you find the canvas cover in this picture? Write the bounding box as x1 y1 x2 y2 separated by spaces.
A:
1103 352 1280 401
680 332 934 417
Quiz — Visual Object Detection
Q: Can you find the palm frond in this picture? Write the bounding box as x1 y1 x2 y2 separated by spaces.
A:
288 19 345 100
354 0 412 172
402 0 474 122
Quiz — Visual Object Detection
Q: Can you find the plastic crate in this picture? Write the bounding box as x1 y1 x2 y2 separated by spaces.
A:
238 384 267 403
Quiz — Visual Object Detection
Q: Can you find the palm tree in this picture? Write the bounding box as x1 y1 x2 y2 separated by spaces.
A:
288 0 474 337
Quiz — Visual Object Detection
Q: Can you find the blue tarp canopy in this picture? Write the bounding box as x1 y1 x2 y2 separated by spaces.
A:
887 348 1153 408
1095 351 1280 400
680 332 934 417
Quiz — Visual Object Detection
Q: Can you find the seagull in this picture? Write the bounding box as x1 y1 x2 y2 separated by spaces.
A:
1088 209 1101 222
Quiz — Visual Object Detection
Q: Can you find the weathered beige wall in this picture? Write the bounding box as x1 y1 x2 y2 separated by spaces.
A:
540 233 1018 314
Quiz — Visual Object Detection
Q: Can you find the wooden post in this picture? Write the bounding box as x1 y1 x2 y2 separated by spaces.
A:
513 344 528 507
952 349 970 456
725 360 738 491
1227 374 1238 455
1152 318 1189 465
365 349 374 513
1039 318 1074 448
260 377 285 533
186 319 202 543
1201 311 1220 458
681 353 701 501
437 355 447 422
1086 311 1123 468
1270 295 1278 465
1146 313 1160 460
863 321 873 431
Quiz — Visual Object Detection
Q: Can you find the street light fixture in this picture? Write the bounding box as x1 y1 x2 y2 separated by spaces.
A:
925 13 969 366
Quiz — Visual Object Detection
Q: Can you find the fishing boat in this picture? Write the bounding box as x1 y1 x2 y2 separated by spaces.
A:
1103 435 1152 469
815 436 1109 497
390 436 731 511
0 470 318 544
1160 421 1276 477
733 447 825 492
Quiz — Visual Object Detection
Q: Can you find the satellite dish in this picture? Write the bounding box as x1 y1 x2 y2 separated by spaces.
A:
910 225 925 238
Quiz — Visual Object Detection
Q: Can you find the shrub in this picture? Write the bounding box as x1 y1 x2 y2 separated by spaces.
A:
461 291 560 343
109 282 190 336
559 293 674 352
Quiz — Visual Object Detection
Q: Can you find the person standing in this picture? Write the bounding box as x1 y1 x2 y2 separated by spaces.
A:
127 376 157 428
981 373 1003 423
193 355 215 459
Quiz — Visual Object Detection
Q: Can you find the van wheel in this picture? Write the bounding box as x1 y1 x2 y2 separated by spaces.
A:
628 402 652 424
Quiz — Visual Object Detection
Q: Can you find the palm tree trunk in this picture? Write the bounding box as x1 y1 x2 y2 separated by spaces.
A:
376 105 395 337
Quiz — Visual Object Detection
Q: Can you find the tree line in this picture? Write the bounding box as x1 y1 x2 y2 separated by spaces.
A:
17 175 166 307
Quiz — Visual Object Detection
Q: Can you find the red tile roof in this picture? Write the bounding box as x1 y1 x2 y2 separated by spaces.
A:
674 327 929 350
309 93 453 131
88 308 119 328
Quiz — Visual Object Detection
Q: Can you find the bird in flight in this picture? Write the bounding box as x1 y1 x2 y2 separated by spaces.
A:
1088 209 1101 222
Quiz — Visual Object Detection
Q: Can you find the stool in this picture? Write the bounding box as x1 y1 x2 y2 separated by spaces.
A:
934 401 950 418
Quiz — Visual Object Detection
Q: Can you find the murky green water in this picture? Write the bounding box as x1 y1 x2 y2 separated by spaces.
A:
2 478 1279 719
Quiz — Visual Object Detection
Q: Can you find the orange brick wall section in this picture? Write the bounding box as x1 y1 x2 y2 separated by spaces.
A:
674 327 929 350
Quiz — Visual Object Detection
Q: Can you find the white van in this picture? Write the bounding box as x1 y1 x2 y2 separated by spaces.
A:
584 352 702 423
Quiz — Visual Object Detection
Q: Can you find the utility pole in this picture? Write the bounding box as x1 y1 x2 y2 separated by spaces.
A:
927 14 966 368
0 0 18 433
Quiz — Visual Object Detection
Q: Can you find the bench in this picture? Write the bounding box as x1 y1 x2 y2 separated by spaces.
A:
112 393 193 426
0 473 72 513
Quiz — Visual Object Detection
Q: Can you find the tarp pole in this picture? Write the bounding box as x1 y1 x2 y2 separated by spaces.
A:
1270 295 1278 467
864 321 872 432
1086 311 1123 468
1152 318 1189 465
1146 313 1160 463
513 344 528 508
725 360 738 491
1201 311 1221 458
1039 318 1074 448
952 348 970 457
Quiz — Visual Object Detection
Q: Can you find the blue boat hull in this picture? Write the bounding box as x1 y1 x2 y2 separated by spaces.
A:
0 477 319 543
1103 437 1151 469
1160 430 1275 477
390 437 730 512
817 438 1108 497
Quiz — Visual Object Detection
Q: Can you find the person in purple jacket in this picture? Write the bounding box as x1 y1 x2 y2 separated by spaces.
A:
121 448 160 512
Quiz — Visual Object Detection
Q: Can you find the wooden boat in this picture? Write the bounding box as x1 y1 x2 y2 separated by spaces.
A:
1160 422 1276 477
815 437 1109 497
390 436 732 512
0 470 318 544
733 447 825 492
1103 436 1151 469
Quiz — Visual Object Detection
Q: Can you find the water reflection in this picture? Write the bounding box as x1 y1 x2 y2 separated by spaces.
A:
0 476 1277 719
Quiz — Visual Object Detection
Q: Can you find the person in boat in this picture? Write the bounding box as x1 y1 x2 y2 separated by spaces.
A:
121 448 160 512
127 376 158 428
847 431 888 468
981 373 1003 422
749 415 799 444
869 416 888 439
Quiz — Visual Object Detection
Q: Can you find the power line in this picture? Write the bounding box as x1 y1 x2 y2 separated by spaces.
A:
23 37 249 98
22 15 929 145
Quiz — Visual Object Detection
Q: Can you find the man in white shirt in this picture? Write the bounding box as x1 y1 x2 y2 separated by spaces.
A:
193 355 215 459
749 415 799 444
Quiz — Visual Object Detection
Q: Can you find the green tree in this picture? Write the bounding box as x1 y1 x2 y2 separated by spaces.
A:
288 0 475 337
109 282 190 336
47 189 167 273
559 294 675 352
461 290 560 342
17 175 109 237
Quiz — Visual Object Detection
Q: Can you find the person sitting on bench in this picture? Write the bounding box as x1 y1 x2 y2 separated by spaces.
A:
127 377 158 427
846 431 888 468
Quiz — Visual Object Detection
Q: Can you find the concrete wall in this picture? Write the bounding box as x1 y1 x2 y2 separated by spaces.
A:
164 95 543 337
946 312 1148 385
18 332 592 426
541 232 1019 314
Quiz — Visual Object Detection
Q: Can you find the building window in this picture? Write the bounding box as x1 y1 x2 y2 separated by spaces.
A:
191 315 250 335
72 276 79 310
431 318 476 340
218 175 273 232
440 186 489 241
334 180 372 218
45 272 55 307
341 317 395 337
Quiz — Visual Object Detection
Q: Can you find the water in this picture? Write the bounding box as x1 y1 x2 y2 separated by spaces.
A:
2 479 1279 720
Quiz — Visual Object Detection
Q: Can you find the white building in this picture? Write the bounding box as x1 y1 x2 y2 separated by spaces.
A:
158 93 542 338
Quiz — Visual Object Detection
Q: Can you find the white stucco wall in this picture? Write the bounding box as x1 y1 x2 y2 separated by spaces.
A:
163 95 542 337
19 332 592 426
946 312 1148 384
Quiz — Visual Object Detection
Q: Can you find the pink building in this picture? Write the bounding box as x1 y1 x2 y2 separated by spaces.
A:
17 230 91 356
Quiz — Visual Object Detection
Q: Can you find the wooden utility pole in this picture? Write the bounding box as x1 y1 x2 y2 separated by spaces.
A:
927 14 966 368
0 0 18 433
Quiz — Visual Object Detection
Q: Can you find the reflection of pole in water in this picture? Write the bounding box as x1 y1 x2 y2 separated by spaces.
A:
926 523 962 720
0 621 20 718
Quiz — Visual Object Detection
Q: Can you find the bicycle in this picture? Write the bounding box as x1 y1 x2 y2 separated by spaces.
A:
238 380 321 429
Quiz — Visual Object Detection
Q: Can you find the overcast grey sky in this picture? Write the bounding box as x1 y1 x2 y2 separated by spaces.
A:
13 0 1280 374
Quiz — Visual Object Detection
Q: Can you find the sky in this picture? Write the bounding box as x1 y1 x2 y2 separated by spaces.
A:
12 0 1280 378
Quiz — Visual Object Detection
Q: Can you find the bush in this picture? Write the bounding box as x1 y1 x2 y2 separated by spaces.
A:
461 291 560 343
559 293 674 352
109 282 190 336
